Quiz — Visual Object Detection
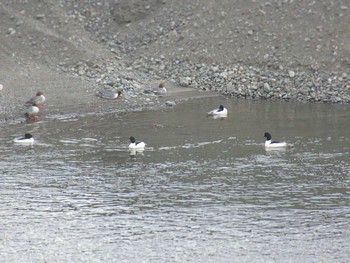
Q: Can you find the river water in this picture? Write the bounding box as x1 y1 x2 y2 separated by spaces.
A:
0 96 349 262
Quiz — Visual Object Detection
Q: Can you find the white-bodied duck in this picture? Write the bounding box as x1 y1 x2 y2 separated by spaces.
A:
264 132 287 148
207 105 228 117
26 91 45 108
128 136 146 150
14 133 34 145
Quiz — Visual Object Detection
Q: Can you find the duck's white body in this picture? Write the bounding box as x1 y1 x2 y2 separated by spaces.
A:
129 141 146 149
208 105 228 117
128 136 146 150
153 87 167 95
144 87 168 95
14 134 34 145
264 132 287 148
265 140 287 148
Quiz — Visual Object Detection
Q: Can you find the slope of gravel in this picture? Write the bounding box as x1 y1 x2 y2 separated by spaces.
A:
0 0 349 122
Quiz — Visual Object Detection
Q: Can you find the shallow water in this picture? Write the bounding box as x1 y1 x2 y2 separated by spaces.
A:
0 96 349 262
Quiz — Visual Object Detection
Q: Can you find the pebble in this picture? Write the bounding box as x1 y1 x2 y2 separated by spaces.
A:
165 101 176 106
288 70 295 78
179 77 191 87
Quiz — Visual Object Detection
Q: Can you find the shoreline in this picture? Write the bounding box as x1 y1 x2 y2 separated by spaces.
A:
1 71 348 126
0 79 220 125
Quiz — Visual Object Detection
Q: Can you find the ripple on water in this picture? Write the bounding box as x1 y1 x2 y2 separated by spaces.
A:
0 97 349 262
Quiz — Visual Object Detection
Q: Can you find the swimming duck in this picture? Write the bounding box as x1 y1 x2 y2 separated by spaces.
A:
128 136 146 150
264 132 287 148
13 133 34 145
96 88 123 100
207 105 228 117
144 82 167 95
26 91 45 108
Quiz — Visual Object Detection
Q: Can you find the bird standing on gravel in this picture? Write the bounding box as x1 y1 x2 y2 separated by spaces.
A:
25 91 45 108
96 88 123 100
144 82 167 95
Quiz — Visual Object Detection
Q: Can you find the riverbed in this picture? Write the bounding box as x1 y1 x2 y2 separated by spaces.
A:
0 96 349 262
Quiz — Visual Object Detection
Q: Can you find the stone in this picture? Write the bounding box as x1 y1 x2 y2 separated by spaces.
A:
263 83 270 92
288 70 295 78
165 101 176 106
179 77 191 87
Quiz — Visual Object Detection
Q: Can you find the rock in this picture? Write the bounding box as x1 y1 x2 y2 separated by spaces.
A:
78 69 86 76
288 70 295 78
7 28 16 36
165 101 176 106
179 77 191 87
263 83 270 92
36 14 45 20
219 71 228 79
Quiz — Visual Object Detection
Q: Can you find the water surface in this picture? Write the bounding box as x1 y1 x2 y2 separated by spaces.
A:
0 97 349 262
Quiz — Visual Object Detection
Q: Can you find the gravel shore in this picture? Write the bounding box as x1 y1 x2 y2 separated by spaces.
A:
0 0 349 122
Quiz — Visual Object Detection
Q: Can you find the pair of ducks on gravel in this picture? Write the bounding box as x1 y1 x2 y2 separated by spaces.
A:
96 82 168 100
24 91 45 122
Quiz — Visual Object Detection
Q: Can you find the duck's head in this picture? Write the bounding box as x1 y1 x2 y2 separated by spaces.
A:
117 90 123 96
36 91 44 96
159 82 166 88
24 133 33 139
129 136 136 143
219 105 224 111
264 132 272 140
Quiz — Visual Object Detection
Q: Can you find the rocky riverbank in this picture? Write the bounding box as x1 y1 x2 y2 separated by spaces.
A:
58 0 350 104
129 57 350 103
0 0 349 123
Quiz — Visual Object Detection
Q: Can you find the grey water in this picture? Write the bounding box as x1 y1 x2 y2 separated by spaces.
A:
0 96 349 263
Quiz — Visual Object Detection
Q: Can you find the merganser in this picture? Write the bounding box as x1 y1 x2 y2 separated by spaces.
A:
207 105 228 117
144 82 167 95
264 132 287 148
13 133 34 145
25 103 40 123
26 91 45 108
96 88 122 100
128 136 146 149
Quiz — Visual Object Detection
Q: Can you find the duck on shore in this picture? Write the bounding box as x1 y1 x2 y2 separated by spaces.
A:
144 82 167 95
96 88 123 100
26 91 45 108
25 103 40 123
